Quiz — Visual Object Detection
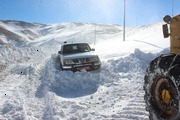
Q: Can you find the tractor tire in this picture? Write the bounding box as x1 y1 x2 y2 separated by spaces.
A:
144 53 180 120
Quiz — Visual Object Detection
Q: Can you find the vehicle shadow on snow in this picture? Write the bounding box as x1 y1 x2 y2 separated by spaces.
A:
36 54 101 98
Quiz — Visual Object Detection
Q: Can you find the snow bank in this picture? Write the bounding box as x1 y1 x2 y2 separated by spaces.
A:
0 46 45 64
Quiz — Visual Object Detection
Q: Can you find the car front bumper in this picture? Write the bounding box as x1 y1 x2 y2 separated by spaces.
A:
62 62 101 71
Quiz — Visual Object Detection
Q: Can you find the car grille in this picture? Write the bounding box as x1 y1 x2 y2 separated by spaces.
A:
72 58 90 64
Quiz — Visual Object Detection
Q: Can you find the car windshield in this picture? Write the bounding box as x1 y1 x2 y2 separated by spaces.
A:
63 43 91 54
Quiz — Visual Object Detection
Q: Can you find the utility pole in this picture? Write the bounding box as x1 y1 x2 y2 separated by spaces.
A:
94 22 96 46
172 0 174 16
123 0 126 41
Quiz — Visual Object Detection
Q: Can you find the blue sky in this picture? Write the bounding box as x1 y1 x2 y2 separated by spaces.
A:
0 0 180 26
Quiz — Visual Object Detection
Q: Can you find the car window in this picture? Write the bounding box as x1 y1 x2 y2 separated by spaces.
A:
63 43 91 54
72 46 78 50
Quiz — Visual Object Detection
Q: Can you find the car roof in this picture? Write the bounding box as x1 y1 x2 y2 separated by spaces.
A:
62 42 89 46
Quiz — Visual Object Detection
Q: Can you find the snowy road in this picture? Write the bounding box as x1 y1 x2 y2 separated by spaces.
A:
0 21 169 119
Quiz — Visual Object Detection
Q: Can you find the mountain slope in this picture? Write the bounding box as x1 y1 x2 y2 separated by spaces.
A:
0 20 48 47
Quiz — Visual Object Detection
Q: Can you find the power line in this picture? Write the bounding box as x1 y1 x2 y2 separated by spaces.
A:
94 22 96 46
123 0 126 41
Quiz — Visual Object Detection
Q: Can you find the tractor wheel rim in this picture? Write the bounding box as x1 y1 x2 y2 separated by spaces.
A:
154 77 178 118
161 89 171 104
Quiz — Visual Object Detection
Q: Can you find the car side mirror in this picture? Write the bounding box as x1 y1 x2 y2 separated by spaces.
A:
91 48 95 51
58 51 61 54
162 24 169 38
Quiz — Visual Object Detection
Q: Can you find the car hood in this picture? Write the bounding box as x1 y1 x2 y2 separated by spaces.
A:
63 51 98 59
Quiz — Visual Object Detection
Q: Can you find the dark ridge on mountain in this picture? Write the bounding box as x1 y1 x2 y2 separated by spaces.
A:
0 26 26 42
1 20 47 28
0 20 49 46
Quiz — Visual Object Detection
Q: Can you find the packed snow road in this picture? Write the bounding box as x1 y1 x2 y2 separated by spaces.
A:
0 46 152 120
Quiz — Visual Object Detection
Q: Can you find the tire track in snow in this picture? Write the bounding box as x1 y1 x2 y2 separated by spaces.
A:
40 55 57 120
103 80 149 120
116 87 149 120
19 64 46 120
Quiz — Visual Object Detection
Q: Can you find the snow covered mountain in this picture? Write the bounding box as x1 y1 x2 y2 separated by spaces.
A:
0 20 169 119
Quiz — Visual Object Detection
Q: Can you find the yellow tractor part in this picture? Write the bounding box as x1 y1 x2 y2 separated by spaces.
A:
161 89 171 104
163 14 180 54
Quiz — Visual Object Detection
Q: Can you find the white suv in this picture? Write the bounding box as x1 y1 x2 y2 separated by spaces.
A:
58 43 101 71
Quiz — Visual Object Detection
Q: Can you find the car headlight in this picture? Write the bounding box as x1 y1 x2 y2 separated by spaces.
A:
90 56 99 62
64 59 74 64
